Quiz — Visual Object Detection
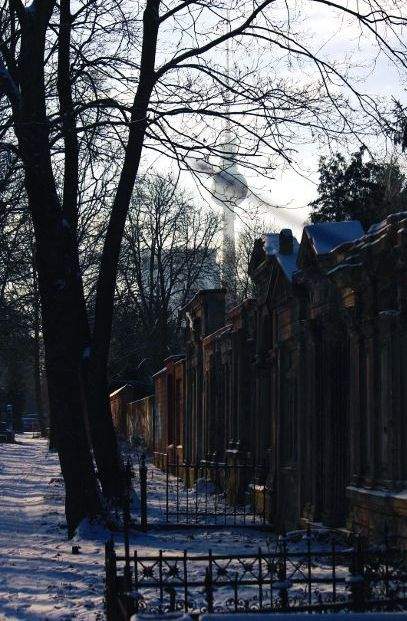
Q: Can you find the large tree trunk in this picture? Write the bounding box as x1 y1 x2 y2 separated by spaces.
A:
86 372 123 501
44 328 101 536
87 0 160 501
14 2 101 536
57 0 124 501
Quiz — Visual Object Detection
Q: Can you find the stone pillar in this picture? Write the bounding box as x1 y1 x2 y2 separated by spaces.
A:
360 278 380 489
225 440 248 506
396 224 407 485
389 314 403 488
377 312 399 488
361 320 376 487
252 303 273 464
206 347 217 457
254 352 272 464
195 347 204 461
202 351 210 459
222 344 232 458
322 319 350 527
347 314 365 487
308 319 325 522
265 347 278 525
297 319 313 525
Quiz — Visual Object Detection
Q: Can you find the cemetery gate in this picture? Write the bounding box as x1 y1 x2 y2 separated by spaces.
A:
134 452 270 530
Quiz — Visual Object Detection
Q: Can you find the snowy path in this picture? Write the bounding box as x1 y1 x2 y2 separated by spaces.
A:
0 438 276 620
0 438 350 618
0 436 105 620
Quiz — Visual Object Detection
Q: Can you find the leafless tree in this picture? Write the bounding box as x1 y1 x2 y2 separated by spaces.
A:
114 173 220 379
0 0 406 533
0 155 48 436
235 210 276 303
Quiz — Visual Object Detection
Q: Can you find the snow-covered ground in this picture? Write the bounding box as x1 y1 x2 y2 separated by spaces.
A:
0 437 352 619
114 455 351 615
0 436 105 620
0 437 280 620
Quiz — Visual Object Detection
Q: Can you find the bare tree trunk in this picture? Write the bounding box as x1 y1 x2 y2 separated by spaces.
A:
87 0 160 500
57 0 123 500
14 1 101 536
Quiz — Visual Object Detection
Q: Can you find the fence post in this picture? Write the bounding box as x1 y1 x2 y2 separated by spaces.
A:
159 549 164 608
176 452 180 523
105 537 118 620
332 533 337 603
306 524 312 607
168 587 176 612
183 549 188 612
349 533 366 612
139 453 148 532
185 463 190 525
278 528 289 611
134 550 140 613
205 549 214 613
262 470 267 526
258 546 263 610
123 460 132 594
166 453 170 523
234 572 239 612
384 522 390 600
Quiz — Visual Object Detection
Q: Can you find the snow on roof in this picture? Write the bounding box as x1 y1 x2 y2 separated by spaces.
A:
263 233 280 255
152 367 167 379
109 384 131 398
304 221 364 255
277 252 299 280
263 232 300 280
366 220 386 236
367 211 407 236
202 323 231 345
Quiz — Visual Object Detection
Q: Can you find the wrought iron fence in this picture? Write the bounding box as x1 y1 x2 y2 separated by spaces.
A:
105 528 407 620
145 452 269 529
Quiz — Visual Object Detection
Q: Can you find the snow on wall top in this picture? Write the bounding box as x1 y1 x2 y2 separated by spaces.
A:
109 384 131 398
366 211 407 236
263 232 300 281
304 221 364 255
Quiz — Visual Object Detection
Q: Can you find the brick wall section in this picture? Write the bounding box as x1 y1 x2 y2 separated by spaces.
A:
127 395 155 452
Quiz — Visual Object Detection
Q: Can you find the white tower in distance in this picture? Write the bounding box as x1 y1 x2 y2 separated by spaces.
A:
191 20 248 298
211 125 248 293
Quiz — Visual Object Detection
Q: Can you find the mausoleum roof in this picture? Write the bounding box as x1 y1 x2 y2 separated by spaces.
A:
263 232 300 281
303 221 364 255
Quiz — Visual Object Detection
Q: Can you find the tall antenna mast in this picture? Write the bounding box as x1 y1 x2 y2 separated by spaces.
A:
189 9 248 302
211 9 248 301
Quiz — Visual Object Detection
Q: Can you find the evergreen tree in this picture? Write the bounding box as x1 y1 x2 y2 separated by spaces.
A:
309 148 407 230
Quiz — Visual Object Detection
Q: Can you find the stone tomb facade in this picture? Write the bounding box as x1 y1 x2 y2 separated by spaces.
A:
131 213 407 540
327 214 407 537
152 355 185 467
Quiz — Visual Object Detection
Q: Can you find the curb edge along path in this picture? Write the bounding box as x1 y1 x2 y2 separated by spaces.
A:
0 435 105 620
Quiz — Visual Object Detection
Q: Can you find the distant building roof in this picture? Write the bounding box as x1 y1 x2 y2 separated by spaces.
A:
303 221 364 255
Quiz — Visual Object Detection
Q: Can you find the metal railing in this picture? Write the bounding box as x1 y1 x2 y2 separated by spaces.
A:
105 528 407 620
144 452 269 529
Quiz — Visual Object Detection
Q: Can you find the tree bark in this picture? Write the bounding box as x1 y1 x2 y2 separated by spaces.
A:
87 0 160 500
14 1 101 536
57 0 123 500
